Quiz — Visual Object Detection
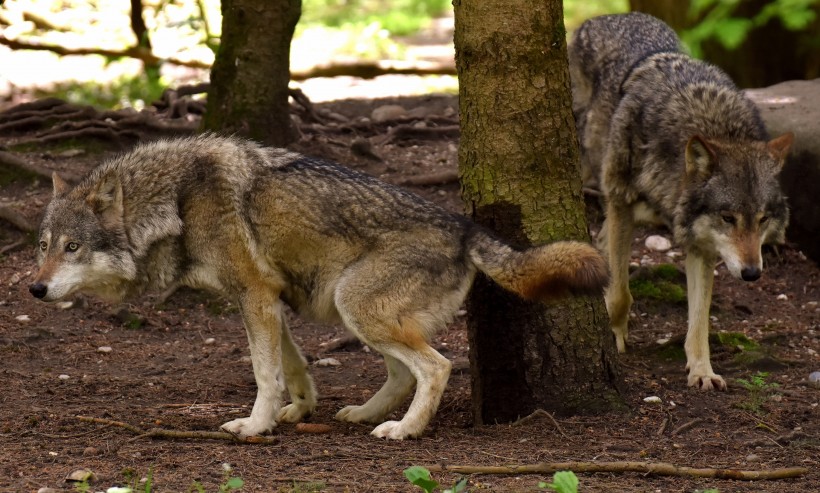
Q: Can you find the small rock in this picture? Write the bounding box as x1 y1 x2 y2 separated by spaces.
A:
8 272 22 285
15 315 30 322
56 149 86 158
65 468 96 483
315 357 341 367
56 301 74 310
777 293 788 301
809 371 820 388
645 235 672 252
58 374 70 380
204 337 216 345
37 488 58 493
656 337 670 345
83 446 98 456
97 346 113 354
643 396 662 404
746 453 760 462
371 104 406 122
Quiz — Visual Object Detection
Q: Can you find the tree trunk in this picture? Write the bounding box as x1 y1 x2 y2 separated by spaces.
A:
202 0 301 146
454 0 623 424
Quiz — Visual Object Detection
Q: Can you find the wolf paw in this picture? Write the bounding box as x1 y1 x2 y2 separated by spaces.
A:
687 371 727 391
220 416 276 438
371 420 420 440
335 405 384 424
278 402 313 423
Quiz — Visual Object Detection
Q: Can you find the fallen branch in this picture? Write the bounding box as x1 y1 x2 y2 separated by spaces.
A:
671 418 703 436
0 34 210 69
0 150 64 182
0 205 35 233
291 59 456 81
426 461 808 481
76 415 278 444
393 169 459 187
510 409 571 442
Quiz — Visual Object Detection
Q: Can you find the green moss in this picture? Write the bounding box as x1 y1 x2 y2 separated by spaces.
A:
629 264 687 303
716 332 759 350
655 342 686 361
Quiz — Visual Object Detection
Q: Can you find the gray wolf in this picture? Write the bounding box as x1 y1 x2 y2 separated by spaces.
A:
29 134 608 439
569 12 792 391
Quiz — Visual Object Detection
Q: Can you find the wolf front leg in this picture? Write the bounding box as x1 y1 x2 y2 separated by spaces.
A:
604 200 635 353
684 252 726 391
221 291 287 437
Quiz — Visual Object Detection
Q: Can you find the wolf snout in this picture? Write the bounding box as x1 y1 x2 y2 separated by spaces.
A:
29 282 48 299
740 266 761 282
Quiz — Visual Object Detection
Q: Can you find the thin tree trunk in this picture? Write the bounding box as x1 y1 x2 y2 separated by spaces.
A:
202 0 301 146
454 0 623 424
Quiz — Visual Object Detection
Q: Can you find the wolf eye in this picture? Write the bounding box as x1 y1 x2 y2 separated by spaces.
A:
66 242 79 252
721 213 736 225
760 215 769 224
39 241 47 251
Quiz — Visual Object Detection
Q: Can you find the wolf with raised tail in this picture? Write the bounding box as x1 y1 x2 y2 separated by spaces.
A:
569 12 793 391
29 134 608 439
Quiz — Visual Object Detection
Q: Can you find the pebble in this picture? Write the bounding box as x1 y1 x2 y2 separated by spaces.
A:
643 396 662 404
15 315 30 322
97 346 113 353
65 469 95 482
809 371 820 389
371 104 406 122
746 453 760 462
83 446 98 456
37 488 58 493
645 235 672 252
56 301 74 310
204 337 216 345
58 374 70 380
777 293 788 301
315 358 341 367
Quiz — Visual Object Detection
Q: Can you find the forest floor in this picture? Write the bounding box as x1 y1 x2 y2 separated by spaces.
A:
0 93 818 492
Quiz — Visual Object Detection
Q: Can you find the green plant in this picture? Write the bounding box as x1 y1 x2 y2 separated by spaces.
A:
735 371 780 414
683 0 819 58
538 471 579 493
403 466 467 493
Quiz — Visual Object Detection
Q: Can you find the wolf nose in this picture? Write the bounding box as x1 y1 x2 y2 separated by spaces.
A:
29 282 48 299
740 267 761 282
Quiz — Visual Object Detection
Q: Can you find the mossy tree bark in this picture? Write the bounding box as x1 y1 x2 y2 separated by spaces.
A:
202 0 301 146
454 0 624 424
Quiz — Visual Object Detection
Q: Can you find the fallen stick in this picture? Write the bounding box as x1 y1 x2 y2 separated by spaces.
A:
0 205 35 233
426 461 807 480
76 415 278 444
393 169 459 187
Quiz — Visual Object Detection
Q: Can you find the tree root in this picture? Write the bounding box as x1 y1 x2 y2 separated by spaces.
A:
393 169 459 187
76 415 279 444
0 205 35 233
426 461 808 480
0 150 67 182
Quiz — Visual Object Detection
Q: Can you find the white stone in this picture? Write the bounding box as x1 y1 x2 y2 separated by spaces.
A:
58 374 70 380
315 357 342 367
97 346 113 353
15 315 30 322
643 396 662 404
777 293 789 301
204 337 216 345
645 235 672 252
371 104 406 122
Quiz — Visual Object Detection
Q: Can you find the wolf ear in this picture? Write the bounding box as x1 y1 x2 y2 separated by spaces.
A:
86 172 124 225
685 135 717 178
767 132 794 168
52 172 69 198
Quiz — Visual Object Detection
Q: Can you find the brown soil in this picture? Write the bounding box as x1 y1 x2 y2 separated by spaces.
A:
0 95 818 492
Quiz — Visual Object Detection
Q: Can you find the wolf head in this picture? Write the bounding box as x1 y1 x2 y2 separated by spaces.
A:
30 172 137 302
679 132 793 281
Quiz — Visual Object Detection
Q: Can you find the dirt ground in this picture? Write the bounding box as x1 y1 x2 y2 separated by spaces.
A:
0 94 818 492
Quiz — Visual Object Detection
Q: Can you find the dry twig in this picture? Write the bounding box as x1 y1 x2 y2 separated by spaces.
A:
76 415 278 444
426 461 808 480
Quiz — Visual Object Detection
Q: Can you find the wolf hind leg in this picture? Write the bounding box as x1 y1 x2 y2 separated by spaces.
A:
684 252 726 391
277 321 318 423
604 200 634 353
336 354 416 424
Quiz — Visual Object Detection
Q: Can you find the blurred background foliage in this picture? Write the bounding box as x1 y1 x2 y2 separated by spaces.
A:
0 0 817 108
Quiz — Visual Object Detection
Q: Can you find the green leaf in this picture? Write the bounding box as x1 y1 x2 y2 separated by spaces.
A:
224 477 244 490
544 471 579 493
713 17 753 49
404 466 440 493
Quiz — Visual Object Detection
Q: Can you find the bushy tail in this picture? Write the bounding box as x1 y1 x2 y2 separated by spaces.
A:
468 230 609 301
